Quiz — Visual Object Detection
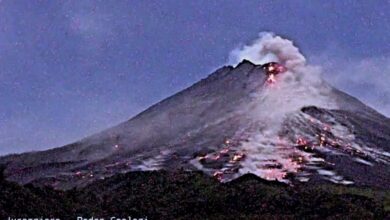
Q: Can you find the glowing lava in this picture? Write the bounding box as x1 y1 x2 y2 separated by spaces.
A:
266 74 276 84
261 62 287 84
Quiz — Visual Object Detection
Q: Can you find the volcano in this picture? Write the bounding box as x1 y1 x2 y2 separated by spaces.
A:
1 36 389 190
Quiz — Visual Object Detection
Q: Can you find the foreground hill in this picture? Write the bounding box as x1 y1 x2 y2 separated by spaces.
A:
0 169 388 219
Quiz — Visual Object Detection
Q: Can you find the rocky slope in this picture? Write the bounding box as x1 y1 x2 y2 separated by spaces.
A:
1 59 389 190
1 34 389 190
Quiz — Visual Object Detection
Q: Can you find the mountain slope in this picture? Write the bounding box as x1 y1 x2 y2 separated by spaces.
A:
1 34 389 190
1 60 389 190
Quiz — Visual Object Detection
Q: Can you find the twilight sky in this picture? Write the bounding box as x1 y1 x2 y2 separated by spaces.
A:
0 0 389 155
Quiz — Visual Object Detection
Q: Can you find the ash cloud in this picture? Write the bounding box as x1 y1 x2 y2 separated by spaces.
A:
227 32 336 116
228 32 389 118
319 56 390 117
228 32 306 71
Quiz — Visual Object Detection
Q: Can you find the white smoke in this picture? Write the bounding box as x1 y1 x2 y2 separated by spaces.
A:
228 32 337 118
228 32 306 71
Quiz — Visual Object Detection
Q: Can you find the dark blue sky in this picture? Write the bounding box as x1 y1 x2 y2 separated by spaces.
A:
0 0 389 155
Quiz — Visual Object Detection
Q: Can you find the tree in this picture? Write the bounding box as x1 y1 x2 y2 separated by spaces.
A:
0 165 5 181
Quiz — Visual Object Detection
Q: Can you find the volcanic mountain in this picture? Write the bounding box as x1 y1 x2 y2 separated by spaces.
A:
1 35 389 190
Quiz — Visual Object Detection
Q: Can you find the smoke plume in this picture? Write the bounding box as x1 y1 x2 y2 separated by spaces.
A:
228 32 306 71
228 32 337 118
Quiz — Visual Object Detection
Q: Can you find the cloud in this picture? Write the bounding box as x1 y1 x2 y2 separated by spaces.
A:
319 55 390 117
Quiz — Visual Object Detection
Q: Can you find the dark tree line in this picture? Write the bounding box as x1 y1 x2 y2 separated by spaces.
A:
0 169 388 219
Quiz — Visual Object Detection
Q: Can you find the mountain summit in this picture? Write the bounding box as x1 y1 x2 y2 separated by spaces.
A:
1 35 389 189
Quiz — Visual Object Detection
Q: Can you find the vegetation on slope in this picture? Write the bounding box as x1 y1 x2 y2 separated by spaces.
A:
0 168 388 219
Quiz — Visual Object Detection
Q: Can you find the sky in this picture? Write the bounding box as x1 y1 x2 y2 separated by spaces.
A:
0 0 389 155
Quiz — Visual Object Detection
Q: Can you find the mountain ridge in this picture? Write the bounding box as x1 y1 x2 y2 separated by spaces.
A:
1 59 389 190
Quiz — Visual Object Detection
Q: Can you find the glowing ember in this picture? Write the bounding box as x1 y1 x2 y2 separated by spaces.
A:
220 148 229 154
296 137 308 146
263 169 287 180
319 135 326 146
323 125 331 131
261 62 287 75
232 152 245 162
197 155 207 161
267 74 276 84
213 171 224 180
